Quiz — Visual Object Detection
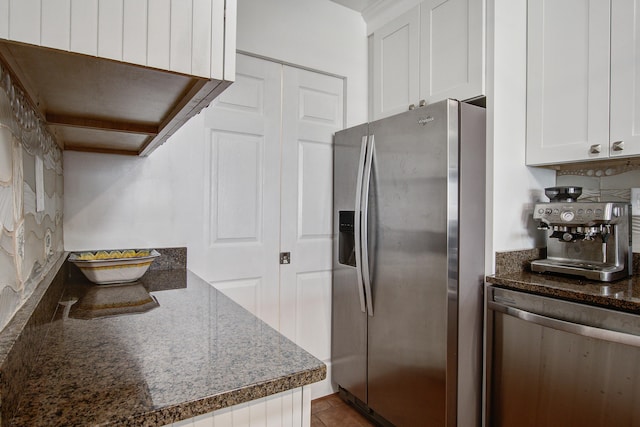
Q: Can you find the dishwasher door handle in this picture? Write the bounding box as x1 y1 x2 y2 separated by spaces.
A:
489 301 640 349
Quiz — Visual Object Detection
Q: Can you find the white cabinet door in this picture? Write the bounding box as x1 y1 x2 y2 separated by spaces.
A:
370 1 485 121
202 54 283 330
526 0 610 166
371 5 421 120
610 0 640 158
419 0 484 104
279 66 344 397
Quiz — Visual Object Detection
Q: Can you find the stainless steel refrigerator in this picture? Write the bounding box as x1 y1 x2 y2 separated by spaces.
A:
332 99 486 427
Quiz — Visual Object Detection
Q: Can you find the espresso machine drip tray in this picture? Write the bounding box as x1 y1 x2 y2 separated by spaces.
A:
531 258 628 281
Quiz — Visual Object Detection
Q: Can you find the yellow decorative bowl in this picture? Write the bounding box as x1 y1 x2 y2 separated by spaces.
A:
69 249 160 285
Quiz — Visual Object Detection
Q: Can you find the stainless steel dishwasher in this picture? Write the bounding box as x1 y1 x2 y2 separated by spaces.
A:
485 286 640 427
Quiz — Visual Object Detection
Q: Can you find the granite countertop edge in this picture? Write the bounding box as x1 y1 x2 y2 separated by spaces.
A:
486 271 640 314
114 367 327 427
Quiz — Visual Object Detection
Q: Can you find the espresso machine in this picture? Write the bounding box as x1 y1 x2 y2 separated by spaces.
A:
531 186 632 282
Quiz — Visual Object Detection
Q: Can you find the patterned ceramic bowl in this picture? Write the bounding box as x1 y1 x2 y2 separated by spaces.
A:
69 249 160 285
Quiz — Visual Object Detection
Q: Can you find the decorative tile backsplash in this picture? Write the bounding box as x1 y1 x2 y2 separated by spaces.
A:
0 63 63 331
556 164 640 253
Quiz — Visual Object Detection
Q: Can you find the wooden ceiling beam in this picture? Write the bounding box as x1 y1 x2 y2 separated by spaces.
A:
46 113 159 136
62 144 140 156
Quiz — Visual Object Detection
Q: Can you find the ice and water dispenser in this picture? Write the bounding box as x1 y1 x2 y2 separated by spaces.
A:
338 211 356 267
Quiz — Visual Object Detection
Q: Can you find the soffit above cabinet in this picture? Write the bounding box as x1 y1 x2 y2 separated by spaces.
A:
329 0 378 12
329 0 422 34
0 40 231 156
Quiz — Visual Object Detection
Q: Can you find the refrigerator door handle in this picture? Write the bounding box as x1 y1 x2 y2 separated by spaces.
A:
361 135 375 317
353 135 368 313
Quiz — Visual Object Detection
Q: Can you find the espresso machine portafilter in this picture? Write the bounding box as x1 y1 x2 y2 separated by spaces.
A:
531 186 632 282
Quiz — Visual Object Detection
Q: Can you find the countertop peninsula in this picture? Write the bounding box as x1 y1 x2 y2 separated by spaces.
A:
8 267 325 426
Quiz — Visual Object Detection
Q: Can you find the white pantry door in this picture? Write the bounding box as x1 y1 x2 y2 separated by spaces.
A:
202 55 345 383
202 54 282 330
279 66 344 396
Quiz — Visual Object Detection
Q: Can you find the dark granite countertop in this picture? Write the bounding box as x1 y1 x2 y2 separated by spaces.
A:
486 271 640 314
8 268 325 426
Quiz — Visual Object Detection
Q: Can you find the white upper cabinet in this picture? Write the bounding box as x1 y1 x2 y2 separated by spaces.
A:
610 0 640 158
420 0 484 105
0 0 232 80
370 0 485 120
371 6 421 120
526 0 610 166
527 0 640 165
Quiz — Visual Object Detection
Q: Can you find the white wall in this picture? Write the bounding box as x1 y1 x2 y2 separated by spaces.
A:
236 0 368 127
485 0 555 273
63 113 206 251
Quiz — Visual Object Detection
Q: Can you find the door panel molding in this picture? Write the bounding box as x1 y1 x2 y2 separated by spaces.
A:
208 130 264 245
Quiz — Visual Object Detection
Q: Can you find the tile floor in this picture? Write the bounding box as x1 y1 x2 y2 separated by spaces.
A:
311 393 376 426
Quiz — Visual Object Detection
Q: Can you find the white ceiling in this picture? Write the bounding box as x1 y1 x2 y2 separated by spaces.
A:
329 0 378 13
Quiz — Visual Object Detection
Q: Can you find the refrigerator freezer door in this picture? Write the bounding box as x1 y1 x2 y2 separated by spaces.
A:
366 100 459 426
332 123 369 404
